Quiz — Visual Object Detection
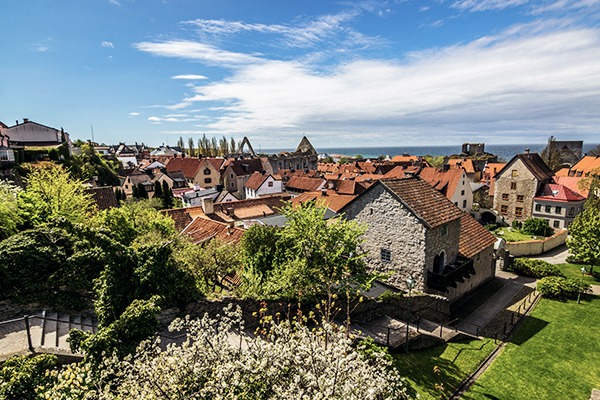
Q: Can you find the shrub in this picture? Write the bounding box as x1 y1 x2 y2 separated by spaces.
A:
377 290 404 302
537 276 590 299
508 258 564 279
0 354 57 399
485 223 500 231
523 217 551 237
511 220 522 229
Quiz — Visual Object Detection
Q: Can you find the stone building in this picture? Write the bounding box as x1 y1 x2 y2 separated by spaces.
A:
492 151 554 224
268 136 319 174
340 176 495 302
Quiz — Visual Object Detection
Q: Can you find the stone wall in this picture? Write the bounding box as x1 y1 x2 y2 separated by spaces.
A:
493 159 539 223
163 292 451 329
505 229 568 257
424 220 461 277
342 185 428 291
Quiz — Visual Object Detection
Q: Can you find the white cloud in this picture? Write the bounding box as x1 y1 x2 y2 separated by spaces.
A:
148 116 202 122
133 40 262 66
129 112 140 116
171 74 208 80
451 0 529 12
101 41 114 48
532 0 600 14
109 0 121 5
420 6 430 11
144 24 600 145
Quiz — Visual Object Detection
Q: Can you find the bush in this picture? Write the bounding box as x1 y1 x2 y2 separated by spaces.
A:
0 354 57 399
485 223 500 231
523 218 551 237
537 276 590 299
377 290 404 302
508 258 564 279
511 220 522 229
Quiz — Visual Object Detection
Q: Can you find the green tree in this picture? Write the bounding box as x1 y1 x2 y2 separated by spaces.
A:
566 208 600 274
162 180 173 209
18 165 95 226
322 156 334 163
540 135 564 172
356 154 364 159
0 354 57 400
424 155 444 168
0 181 23 240
135 182 148 199
523 217 551 236
154 180 163 201
339 157 349 165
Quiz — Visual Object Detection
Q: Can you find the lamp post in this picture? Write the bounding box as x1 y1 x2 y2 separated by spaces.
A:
405 275 416 355
577 266 586 304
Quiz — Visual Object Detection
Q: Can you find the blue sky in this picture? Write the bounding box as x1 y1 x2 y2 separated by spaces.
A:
1 0 599 149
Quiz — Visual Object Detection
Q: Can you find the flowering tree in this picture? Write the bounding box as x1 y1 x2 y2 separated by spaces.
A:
93 305 413 400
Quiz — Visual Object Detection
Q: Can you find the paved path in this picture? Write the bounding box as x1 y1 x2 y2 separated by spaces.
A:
529 244 571 264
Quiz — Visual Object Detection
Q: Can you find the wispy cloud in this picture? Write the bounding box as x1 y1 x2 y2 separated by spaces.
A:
133 40 262 66
531 0 600 14
148 116 202 122
129 112 140 116
142 23 600 145
451 0 529 12
109 0 121 5
101 41 114 48
171 74 208 80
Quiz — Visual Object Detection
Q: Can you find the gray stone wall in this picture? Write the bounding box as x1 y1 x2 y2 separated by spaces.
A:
493 160 539 223
424 219 461 276
343 185 428 291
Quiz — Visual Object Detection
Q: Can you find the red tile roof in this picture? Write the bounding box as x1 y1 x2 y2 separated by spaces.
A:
564 156 600 177
447 158 476 174
535 183 586 202
418 167 464 200
182 216 245 244
244 171 272 191
165 157 202 179
382 166 421 179
285 176 326 192
203 157 225 171
225 158 263 177
553 176 589 197
291 191 356 212
161 208 194 232
391 155 419 163
496 153 553 181
85 187 118 210
459 212 497 258
351 177 463 229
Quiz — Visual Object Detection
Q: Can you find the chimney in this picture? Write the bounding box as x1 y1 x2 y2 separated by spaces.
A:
321 188 328 196
201 197 214 214
404 171 415 178
23 118 29 123
193 185 200 191
443 164 450 172
525 149 530 154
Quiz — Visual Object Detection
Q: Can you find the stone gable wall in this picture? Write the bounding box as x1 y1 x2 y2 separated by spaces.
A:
342 185 428 292
493 159 539 223
424 219 461 276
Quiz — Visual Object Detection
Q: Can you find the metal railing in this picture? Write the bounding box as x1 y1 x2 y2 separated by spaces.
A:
427 257 475 292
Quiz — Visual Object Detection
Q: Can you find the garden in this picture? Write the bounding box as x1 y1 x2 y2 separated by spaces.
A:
489 217 552 242
463 296 600 400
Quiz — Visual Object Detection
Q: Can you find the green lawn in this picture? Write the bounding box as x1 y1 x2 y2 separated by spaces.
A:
393 339 496 400
492 227 547 242
557 263 600 286
463 296 600 400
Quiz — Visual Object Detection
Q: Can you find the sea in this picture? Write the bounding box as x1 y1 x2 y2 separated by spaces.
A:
264 143 599 162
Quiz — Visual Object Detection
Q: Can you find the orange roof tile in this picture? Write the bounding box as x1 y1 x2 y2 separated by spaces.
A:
535 183 586 202
459 212 497 258
165 158 202 179
566 156 600 177
447 158 476 174
161 208 194 232
418 167 464 200
391 155 419 163
553 176 589 197
244 171 271 191
291 191 356 212
382 166 421 179
182 216 245 244
285 176 326 192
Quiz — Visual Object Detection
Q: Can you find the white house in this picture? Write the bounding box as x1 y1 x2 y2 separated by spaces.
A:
244 171 284 199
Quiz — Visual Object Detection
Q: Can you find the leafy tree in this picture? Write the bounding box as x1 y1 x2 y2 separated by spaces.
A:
566 207 600 273
523 217 551 237
0 354 57 400
424 155 444 168
61 143 120 186
241 200 380 302
0 181 23 240
339 157 349 165
177 237 244 294
540 135 564 172
322 156 334 163
69 296 162 368
187 137 195 157
153 180 163 200
230 137 236 153
356 154 364 159
162 180 173 209
587 144 600 156
18 165 95 227
135 182 148 199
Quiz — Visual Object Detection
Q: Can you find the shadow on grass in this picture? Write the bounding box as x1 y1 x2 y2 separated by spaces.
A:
450 340 490 364
510 316 549 346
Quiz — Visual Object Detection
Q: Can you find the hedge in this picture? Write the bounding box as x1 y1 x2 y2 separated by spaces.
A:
507 258 564 279
537 276 591 299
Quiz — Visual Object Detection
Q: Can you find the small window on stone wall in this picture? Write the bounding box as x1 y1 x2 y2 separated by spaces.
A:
502 193 509 201
381 248 391 263
517 195 524 202
204 178 212 184
500 205 508 214
554 220 560 228
515 207 523 217
511 182 517 190
441 224 448 236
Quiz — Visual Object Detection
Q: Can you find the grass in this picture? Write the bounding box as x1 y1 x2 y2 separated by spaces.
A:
393 339 496 400
556 263 600 286
492 227 544 242
463 296 600 400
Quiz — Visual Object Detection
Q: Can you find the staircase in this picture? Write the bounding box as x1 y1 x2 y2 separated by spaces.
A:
0 311 98 363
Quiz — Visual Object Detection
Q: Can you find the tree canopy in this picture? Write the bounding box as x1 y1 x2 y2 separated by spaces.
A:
566 207 600 273
540 135 565 173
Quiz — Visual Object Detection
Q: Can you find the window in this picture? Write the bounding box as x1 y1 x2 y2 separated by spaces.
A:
441 224 448 236
476 253 481 261
502 193 509 201
517 195 524 202
461 190 465 196
268 181 273 187
381 248 391 263
463 199 467 208
535 204 542 212
554 220 561 228
512 170 518 177
230 173 234 179
204 178 212 184
204 168 211 175
230 182 235 188
501 205 508 214
125 185 129 189
455 202 458 206
545 205 551 213
511 182 517 190
515 207 523 217
555 206 562 214
569 207 575 215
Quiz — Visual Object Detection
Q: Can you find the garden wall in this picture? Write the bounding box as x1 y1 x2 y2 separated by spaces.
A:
162 293 451 329
505 229 568 257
